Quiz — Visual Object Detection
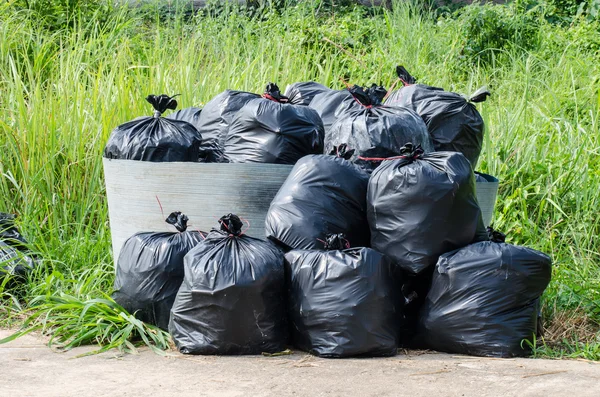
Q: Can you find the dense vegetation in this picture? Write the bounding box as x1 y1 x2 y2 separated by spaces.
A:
0 0 599 358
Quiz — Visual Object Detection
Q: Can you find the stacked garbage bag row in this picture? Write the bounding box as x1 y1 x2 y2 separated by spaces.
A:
105 66 552 359
104 83 325 164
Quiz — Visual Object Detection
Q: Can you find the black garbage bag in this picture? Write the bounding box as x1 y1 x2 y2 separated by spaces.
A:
309 84 387 134
285 234 402 358
0 213 35 278
112 212 205 330
169 214 287 355
309 89 355 133
284 81 331 106
103 94 203 162
326 101 433 173
195 90 261 162
475 171 489 183
166 106 202 127
265 145 370 251
166 106 224 163
385 66 490 168
417 228 552 357
396 267 435 347
367 144 487 275
0 213 28 246
352 84 388 106
224 83 324 164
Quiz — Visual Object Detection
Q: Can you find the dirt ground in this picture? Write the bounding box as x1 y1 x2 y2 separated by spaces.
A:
1 329 599 397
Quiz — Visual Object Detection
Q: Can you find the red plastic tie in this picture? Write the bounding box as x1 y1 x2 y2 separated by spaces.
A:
358 152 423 162
339 77 352 88
238 217 251 237
383 78 401 102
155 195 165 218
262 93 288 103
357 154 409 162
352 94 372 109
219 219 230 232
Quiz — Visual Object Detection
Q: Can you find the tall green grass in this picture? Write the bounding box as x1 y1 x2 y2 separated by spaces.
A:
0 1 599 357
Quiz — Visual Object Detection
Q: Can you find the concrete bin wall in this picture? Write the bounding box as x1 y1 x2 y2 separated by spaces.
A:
104 158 499 263
103 159 293 263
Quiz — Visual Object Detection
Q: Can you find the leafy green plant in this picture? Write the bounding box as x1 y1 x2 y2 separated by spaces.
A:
0 293 171 356
8 0 117 32
577 0 600 20
450 2 543 68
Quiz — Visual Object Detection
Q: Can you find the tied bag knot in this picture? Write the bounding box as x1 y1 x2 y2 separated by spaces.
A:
146 94 179 117
218 213 245 236
262 83 289 103
320 233 351 251
165 211 189 232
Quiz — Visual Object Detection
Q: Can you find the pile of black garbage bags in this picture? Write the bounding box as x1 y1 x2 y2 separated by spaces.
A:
103 84 325 164
109 66 552 359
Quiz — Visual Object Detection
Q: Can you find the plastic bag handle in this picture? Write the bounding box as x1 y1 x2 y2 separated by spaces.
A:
469 87 491 103
328 144 355 160
395 65 416 86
